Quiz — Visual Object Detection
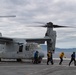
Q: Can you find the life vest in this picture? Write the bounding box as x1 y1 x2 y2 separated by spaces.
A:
59 53 64 58
47 53 51 58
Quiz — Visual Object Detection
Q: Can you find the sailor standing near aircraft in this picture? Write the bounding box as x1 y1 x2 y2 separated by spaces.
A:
47 51 54 65
34 51 39 64
59 52 66 65
69 52 76 66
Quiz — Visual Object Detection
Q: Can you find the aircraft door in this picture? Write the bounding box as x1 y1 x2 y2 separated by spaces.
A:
25 44 33 58
19 45 23 52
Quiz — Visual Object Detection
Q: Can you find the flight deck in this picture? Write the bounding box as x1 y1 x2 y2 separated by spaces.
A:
0 60 76 75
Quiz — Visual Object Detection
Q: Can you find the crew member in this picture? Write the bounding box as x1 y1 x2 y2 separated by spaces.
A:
47 51 54 65
34 51 39 64
69 52 76 66
59 52 66 65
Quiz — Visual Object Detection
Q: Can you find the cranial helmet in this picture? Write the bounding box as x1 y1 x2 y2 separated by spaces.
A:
62 52 64 54
49 51 51 52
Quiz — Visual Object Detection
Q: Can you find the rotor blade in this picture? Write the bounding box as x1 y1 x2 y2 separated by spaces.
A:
26 25 42 27
34 22 45 24
28 21 73 28
53 25 68 28
26 25 68 28
0 15 16 18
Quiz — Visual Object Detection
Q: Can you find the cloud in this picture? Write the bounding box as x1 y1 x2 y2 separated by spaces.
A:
0 0 76 48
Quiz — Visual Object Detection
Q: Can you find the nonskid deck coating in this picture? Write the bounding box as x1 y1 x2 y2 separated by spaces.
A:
0 60 76 75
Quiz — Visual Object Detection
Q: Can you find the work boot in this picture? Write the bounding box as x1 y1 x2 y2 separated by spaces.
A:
47 64 49 65
47 62 49 65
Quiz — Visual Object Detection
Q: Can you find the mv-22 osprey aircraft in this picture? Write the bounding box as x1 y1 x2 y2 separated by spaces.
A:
0 18 67 63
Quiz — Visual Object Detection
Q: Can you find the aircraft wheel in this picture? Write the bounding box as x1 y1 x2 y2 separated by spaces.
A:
32 57 42 64
32 58 35 64
17 59 22 62
38 57 42 63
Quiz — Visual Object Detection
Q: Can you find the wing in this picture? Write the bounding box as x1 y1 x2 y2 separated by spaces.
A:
26 37 51 44
0 37 13 44
0 36 51 44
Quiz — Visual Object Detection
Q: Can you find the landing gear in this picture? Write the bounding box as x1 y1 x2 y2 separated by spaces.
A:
32 58 35 63
17 59 22 62
38 57 42 63
32 57 42 64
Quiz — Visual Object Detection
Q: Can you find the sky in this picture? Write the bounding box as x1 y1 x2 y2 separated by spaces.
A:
0 0 76 48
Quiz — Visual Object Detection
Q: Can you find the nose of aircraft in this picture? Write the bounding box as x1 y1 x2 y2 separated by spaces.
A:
33 50 44 58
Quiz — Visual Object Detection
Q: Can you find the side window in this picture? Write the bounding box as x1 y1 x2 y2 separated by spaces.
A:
25 45 29 51
19 45 23 52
